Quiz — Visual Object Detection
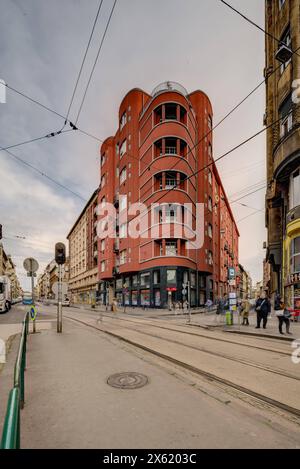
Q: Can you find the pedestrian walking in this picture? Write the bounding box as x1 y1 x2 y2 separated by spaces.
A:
255 294 271 329
216 294 228 314
240 297 250 326
275 296 292 335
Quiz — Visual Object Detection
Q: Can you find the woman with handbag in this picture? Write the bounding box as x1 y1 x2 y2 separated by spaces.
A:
275 297 292 335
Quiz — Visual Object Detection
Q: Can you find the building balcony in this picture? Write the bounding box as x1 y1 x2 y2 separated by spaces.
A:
287 205 300 226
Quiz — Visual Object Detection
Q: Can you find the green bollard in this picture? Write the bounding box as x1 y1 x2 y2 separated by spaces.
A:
225 310 232 326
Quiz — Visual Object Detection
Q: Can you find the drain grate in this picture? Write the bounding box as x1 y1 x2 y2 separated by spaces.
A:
107 372 148 389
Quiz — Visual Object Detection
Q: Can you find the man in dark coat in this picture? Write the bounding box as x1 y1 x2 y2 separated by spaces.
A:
255 294 271 329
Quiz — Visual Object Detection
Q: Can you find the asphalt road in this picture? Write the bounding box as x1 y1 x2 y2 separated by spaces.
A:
0 302 57 324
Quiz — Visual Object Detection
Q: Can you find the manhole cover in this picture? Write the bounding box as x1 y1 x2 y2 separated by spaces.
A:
107 372 148 389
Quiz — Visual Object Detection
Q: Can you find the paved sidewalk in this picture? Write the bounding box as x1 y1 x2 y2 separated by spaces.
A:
189 311 300 341
12 318 300 449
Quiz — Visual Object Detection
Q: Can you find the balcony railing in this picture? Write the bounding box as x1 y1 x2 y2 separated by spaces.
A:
165 179 177 189
165 147 177 155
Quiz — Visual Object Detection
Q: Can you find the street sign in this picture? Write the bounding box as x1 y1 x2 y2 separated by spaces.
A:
182 289 187 295
228 267 235 279
23 258 39 273
30 305 37 321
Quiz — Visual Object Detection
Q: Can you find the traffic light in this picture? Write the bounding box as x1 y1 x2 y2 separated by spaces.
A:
55 242 66 265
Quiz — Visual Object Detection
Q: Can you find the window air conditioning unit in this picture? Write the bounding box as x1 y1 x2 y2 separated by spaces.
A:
275 44 292 64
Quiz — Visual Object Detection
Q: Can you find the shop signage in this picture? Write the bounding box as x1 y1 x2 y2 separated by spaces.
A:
288 272 300 285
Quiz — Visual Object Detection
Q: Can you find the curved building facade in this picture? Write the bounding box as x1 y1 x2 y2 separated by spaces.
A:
97 82 239 308
265 0 300 310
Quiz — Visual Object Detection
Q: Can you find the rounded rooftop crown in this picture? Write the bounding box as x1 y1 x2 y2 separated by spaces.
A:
151 81 189 98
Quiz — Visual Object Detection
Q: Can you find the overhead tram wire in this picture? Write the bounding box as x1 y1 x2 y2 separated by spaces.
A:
4 82 103 144
220 0 300 57
2 2 289 209
4 35 299 168
1 146 87 202
65 0 104 123
74 0 118 125
0 128 73 153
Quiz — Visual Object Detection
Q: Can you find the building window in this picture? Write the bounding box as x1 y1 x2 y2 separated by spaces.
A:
101 261 106 272
132 275 139 286
132 291 138 305
208 170 212 185
120 140 127 158
165 205 177 223
290 169 300 209
208 197 213 212
119 195 127 212
279 0 286 10
101 196 106 208
153 270 160 284
120 250 127 265
101 239 105 252
101 153 106 166
141 290 150 306
208 115 212 130
165 103 177 120
120 223 127 238
208 251 213 265
208 143 212 159
116 278 123 289
291 237 300 273
101 174 106 188
165 138 177 155
208 224 213 238
120 112 127 130
279 28 292 74
166 241 177 256
140 272 150 287
167 269 176 284
280 95 293 138
120 167 127 184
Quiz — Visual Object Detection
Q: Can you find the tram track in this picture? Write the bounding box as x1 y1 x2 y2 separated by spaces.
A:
64 313 300 420
92 312 291 357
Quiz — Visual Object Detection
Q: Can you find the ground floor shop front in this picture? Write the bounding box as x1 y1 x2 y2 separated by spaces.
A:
98 266 229 309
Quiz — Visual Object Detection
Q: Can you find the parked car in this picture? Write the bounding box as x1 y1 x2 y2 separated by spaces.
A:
62 297 70 307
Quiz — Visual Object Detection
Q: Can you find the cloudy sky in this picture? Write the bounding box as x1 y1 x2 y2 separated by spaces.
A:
0 0 266 289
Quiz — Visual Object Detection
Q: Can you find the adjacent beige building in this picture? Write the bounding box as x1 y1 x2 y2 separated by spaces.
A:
67 189 99 305
265 0 300 310
37 258 69 300
0 243 22 299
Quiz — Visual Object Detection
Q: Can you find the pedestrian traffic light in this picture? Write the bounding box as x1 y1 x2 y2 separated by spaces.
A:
55 242 66 265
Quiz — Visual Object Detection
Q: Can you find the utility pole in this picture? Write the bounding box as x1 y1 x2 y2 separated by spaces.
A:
188 280 191 323
31 269 36 334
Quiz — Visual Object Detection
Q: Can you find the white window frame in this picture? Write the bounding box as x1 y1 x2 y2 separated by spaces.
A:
120 223 127 238
120 140 127 158
119 195 127 212
120 112 127 130
101 261 106 272
290 168 300 209
120 250 127 265
120 167 127 184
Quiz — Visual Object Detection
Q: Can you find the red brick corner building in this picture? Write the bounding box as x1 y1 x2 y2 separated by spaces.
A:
97 82 239 308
